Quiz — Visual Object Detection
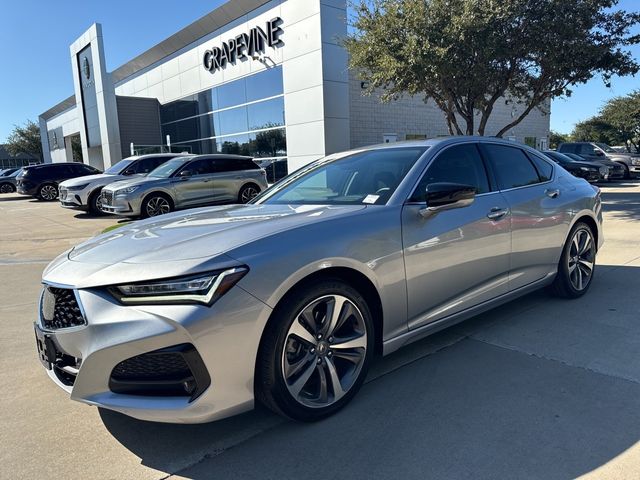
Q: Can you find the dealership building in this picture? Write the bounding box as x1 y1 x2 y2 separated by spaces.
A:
39 0 550 177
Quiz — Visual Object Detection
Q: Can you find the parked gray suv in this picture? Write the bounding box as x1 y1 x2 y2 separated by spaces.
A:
100 154 268 218
557 142 640 179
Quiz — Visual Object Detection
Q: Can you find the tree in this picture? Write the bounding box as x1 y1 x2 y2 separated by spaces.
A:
599 90 640 151
345 0 640 137
549 131 569 149
571 117 621 144
5 120 43 160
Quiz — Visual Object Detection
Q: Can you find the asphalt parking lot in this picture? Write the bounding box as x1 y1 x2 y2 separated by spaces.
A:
1 183 639 480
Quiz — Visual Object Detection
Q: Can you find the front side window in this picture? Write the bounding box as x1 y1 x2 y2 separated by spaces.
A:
182 158 216 176
483 144 541 190
409 143 490 202
148 158 192 178
258 147 428 206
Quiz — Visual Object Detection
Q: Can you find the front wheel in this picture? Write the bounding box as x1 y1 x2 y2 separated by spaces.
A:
238 183 260 204
550 222 596 298
141 193 173 218
257 280 374 422
0 183 15 194
38 184 58 201
88 190 106 215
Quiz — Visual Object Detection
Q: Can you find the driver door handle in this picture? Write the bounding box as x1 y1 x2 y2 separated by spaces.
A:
487 207 509 220
545 188 560 199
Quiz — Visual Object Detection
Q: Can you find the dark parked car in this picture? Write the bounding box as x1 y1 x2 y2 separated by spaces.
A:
562 152 625 180
543 151 606 183
16 163 102 201
558 142 640 178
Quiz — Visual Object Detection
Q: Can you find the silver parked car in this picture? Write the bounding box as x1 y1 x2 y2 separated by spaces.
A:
58 154 185 214
100 154 268 218
34 137 602 423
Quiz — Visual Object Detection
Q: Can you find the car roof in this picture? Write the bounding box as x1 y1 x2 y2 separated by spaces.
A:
122 153 191 161
175 154 254 162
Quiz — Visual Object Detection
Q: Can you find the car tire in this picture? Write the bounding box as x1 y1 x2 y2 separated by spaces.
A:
0 183 15 194
550 221 596 299
88 190 105 215
256 279 374 422
238 183 261 204
38 184 58 201
618 163 631 179
141 193 173 219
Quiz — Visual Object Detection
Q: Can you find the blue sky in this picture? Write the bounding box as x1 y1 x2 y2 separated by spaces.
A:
0 0 637 141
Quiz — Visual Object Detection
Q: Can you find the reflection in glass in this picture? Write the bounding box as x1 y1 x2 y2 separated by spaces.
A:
248 97 285 130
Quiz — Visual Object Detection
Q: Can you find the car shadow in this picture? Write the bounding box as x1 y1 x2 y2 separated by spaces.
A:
99 264 640 479
600 188 640 221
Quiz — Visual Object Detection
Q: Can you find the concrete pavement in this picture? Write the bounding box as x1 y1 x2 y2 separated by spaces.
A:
1 183 639 480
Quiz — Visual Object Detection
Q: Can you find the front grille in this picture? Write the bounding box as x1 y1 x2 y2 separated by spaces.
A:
102 191 114 206
109 344 211 400
112 352 190 380
40 286 86 330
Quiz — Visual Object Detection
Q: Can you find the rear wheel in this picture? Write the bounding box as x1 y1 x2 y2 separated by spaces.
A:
238 183 260 203
141 193 173 218
0 183 15 194
257 280 374 421
38 184 58 201
550 222 596 298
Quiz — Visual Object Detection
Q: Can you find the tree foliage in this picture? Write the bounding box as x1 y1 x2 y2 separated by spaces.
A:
571 117 621 144
345 0 640 137
599 90 640 151
549 131 569 149
5 120 43 160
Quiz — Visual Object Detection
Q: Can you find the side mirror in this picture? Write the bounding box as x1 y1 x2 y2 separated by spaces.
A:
419 182 476 218
123 168 136 176
178 170 192 178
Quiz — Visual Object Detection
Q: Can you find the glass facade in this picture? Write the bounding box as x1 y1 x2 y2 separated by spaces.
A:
160 66 287 165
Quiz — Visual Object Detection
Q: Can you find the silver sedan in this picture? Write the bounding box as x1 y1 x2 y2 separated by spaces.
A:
34 137 602 423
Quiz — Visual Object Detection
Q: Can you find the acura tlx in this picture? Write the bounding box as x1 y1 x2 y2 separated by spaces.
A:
34 137 602 423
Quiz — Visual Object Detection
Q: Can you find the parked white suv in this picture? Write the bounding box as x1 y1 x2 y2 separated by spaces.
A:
58 154 185 214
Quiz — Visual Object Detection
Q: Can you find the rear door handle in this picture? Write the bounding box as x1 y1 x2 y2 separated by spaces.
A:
545 188 560 199
487 207 509 220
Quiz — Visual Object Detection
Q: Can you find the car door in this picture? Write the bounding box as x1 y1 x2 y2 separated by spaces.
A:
480 143 566 291
402 142 511 329
210 158 246 202
172 158 215 207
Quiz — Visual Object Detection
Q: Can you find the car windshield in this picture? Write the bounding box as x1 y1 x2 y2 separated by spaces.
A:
596 143 616 153
148 158 191 178
105 159 135 175
9 169 22 177
257 147 428 206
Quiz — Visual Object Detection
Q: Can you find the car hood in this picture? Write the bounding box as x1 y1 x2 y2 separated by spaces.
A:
103 176 159 192
569 160 604 169
43 204 367 288
60 173 123 188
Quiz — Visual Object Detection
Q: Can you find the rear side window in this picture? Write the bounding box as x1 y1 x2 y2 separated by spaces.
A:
410 143 490 202
213 158 260 172
578 144 596 155
482 144 541 190
527 153 553 181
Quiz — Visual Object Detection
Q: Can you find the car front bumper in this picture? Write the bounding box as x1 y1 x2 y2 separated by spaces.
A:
34 283 273 423
59 187 88 209
100 192 141 216
630 165 640 177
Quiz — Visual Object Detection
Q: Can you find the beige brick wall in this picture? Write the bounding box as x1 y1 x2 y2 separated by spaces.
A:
349 72 551 150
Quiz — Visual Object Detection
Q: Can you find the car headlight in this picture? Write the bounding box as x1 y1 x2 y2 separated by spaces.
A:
579 167 591 172
632 159 640 166
108 267 249 306
66 183 90 191
116 186 139 195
